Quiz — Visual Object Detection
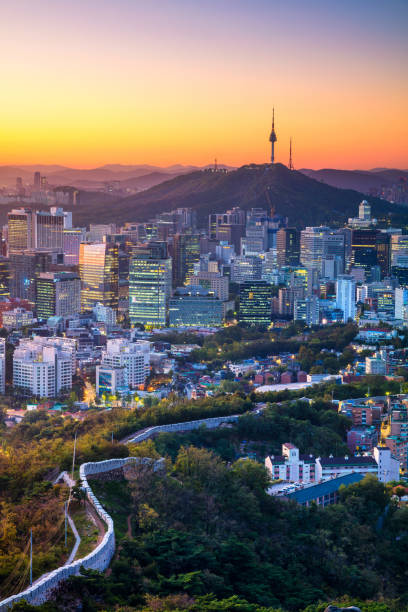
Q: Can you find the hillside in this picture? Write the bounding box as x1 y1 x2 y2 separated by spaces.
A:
301 167 408 194
69 163 408 228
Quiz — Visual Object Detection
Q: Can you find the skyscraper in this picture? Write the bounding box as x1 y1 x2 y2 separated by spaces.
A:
9 250 52 304
7 208 35 252
239 280 272 326
33 172 41 189
336 275 356 322
129 243 172 328
172 233 200 287
35 271 81 319
294 296 320 326
276 228 300 267
34 207 72 250
300 226 331 271
63 227 86 266
0 257 10 298
79 242 119 312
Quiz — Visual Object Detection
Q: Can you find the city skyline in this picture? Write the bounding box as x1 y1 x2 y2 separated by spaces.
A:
0 0 407 170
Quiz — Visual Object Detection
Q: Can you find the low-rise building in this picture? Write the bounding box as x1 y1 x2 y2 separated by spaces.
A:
284 472 365 507
2 307 34 330
347 426 378 453
315 455 378 481
265 443 316 483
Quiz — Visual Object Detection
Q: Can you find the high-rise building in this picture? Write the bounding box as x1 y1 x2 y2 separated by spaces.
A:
359 200 371 222
241 209 269 255
100 338 150 387
79 242 119 312
375 232 391 278
33 172 41 189
294 296 320 326
239 280 272 326
129 244 172 328
300 226 330 271
336 275 356 322
391 234 408 266
278 286 304 316
231 255 262 283
7 208 35 252
209 207 246 240
35 271 81 319
13 339 72 397
395 287 408 321
0 257 10 298
9 250 52 304
34 207 72 250
172 233 200 287
276 228 300 267
351 229 379 279
169 286 224 327
88 223 117 242
63 228 86 266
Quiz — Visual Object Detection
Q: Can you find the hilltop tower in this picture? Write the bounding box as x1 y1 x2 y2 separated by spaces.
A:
269 108 277 163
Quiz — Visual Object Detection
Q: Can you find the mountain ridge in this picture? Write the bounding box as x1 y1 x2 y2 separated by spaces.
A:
67 163 408 228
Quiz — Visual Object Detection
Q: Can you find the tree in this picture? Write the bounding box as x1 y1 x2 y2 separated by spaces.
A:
231 459 271 495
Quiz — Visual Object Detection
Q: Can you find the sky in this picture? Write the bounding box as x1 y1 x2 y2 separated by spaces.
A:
0 0 407 170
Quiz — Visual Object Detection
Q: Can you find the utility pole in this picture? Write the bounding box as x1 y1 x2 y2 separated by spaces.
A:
30 529 33 586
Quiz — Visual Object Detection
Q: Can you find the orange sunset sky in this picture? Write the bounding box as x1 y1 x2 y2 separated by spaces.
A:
0 0 407 170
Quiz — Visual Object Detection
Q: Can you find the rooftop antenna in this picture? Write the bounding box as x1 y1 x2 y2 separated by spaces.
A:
288 138 294 171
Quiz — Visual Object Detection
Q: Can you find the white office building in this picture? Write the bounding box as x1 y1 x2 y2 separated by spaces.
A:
13 339 72 397
395 287 408 321
336 275 356 322
25 335 77 375
374 446 400 483
100 338 150 387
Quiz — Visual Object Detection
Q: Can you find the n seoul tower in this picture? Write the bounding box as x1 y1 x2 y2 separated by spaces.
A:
269 107 277 163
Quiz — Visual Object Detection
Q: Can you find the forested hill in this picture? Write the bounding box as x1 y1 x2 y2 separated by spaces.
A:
70 163 408 228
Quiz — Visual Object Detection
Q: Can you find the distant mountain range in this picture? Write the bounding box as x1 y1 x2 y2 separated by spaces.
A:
66 163 408 228
0 163 233 190
1 163 407 198
300 167 408 193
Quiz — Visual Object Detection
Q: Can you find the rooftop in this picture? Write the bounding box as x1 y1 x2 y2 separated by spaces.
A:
286 473 365 504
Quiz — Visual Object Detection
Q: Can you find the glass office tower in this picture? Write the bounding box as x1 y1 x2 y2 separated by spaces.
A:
79 242 119 312
129 248 172 328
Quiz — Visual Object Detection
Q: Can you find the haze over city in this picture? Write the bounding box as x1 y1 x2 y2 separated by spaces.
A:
1 0 407 169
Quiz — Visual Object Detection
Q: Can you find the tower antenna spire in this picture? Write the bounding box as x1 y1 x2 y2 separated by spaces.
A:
269 107 277 164
288 137 294 171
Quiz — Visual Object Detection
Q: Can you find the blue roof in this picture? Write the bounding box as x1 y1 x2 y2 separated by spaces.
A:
286 472 365 504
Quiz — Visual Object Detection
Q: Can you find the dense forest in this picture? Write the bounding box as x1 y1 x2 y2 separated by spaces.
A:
20 449 408 612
